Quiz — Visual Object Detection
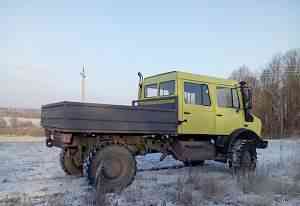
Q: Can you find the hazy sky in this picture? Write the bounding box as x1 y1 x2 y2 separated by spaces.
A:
1 1 299 108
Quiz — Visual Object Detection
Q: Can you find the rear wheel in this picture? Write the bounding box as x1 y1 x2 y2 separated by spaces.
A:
60 149 82 176
84 143 137 193
231 139 257 176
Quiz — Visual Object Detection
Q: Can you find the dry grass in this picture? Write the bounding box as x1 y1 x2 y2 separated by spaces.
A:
0 195 32 206
175 144 300 205
0 127 44 137
237 164 271 194
122 183 144 204
239 195 273 206
174 168 227 205
195 176 227 200
175 177 193 206
238 146 300 199
0 193 65 206
238 168 300 197
45 193 65 206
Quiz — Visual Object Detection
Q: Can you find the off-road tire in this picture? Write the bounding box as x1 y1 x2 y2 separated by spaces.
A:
59 149 82 176
183 160 205 167
83 143 137 193
231 139 257 176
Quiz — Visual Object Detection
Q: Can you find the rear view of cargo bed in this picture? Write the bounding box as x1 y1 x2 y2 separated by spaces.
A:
41 101 178 135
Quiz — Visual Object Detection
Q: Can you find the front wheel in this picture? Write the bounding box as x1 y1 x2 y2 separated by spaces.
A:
231 139 257 176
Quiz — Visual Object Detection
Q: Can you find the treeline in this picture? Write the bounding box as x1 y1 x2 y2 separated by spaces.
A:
230 49 300 138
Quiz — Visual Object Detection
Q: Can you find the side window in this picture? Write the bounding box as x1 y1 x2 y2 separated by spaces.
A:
159 81 175 96
184 82 211 106
232 89 240 108
145 84 158 97
217 87 239 108
202 85 211 106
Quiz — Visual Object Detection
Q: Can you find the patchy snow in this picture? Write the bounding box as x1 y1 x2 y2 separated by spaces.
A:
0 139 299 206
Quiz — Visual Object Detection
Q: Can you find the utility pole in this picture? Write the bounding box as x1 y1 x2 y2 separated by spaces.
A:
80 64 87 102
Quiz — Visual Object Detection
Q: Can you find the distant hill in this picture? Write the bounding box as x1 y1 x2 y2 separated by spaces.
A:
0 107 43 137
0 107 41 119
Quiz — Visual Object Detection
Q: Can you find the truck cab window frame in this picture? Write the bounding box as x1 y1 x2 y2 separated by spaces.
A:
184 82 211 106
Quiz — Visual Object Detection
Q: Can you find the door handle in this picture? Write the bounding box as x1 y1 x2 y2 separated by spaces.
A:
178 119 188 125
216 114 223 117
184 112 192 115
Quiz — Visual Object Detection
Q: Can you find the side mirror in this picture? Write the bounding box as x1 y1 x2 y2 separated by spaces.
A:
244 88 253 109
138 72 144 99
138 72 143 88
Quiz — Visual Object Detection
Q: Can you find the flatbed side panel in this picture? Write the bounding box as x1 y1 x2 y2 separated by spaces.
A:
41 101 177 135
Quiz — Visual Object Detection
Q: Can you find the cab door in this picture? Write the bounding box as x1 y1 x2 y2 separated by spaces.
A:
181 81 215 134
215 86 243 135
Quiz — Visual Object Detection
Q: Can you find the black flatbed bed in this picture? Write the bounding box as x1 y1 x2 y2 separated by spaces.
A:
41 100 178 135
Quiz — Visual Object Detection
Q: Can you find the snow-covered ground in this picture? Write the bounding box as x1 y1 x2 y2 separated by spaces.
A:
0 139 299 206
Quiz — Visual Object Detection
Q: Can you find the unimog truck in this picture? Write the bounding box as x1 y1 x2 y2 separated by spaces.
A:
41 71 268 193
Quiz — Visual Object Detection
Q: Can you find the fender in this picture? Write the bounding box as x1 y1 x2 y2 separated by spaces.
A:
226 128 266 153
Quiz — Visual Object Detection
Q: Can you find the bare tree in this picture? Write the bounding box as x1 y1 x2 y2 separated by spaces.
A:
230 49 300 138
230 65 259 88
0 118 7 128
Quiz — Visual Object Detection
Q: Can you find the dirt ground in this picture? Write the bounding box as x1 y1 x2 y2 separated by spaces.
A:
0 137 300 206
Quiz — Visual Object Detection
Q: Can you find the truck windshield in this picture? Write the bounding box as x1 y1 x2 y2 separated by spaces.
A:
145 84 158 97
144 80 175 98
159 80 175 96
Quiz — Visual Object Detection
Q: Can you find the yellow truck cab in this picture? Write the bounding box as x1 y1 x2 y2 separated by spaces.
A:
140 71 262 137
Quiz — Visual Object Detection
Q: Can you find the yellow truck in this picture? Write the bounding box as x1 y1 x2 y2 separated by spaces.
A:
41 71 268 193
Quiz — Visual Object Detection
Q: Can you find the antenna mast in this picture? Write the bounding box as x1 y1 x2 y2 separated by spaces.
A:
80 64 87 102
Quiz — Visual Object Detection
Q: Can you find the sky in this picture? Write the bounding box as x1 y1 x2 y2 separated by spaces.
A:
1 0 299 108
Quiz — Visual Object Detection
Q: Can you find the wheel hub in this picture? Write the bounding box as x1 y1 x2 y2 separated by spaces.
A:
103 158 123 179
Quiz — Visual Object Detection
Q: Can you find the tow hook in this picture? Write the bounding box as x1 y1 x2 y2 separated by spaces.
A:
46 138 53 148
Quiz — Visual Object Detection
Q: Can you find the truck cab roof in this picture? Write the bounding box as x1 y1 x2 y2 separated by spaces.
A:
144 71 238 87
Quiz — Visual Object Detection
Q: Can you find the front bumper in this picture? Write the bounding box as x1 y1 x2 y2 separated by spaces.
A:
256 139 268 149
